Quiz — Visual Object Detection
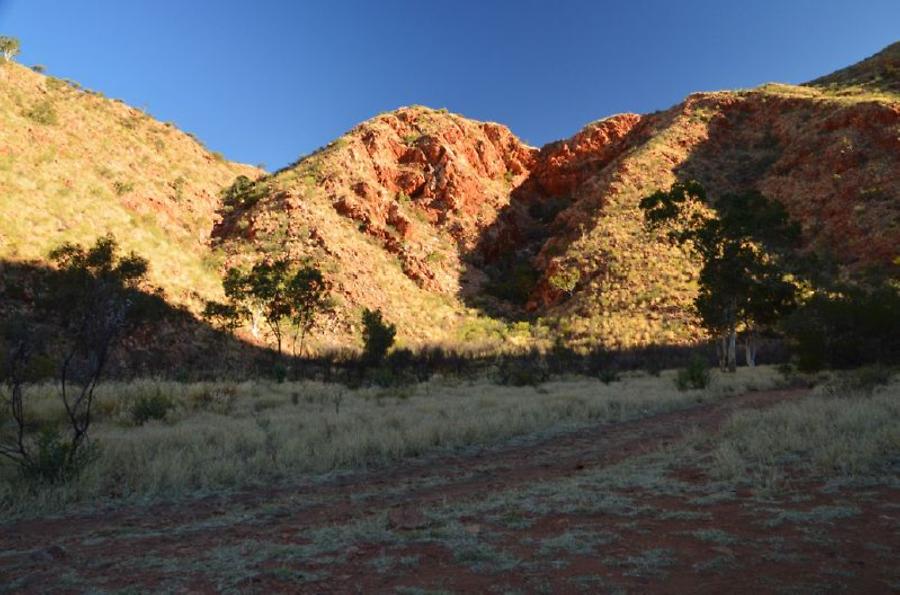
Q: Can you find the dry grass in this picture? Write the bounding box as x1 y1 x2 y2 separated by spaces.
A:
711 374 900 485
0 63 259 308
0 366 780 516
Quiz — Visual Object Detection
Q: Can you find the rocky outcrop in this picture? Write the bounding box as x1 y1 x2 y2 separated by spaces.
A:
214 50 899 351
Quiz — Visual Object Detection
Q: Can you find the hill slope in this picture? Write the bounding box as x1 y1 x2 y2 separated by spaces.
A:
4 44 898 355
806 41 900 96
0 62 259 308
217 45 899 351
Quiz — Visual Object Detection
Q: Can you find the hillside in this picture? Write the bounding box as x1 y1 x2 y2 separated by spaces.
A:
216 55 899 351
212 107 540 350
0 62 260 308
806 41 900 96
3 44 898 354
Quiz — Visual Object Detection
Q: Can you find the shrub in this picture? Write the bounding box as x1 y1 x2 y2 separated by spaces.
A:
113 181 134 196
25 100 58 125
599 369 620 384
495 357 549 387
131 391 174 425
23 427 91 484
782 284 900 371
676 356 710 390
362 309 396 364
272 363 288 384
222 175 268 209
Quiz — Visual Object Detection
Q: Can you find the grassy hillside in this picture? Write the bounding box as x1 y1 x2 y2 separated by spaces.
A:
218 83 898 352
532 85 900 349
2 45 897 356
0 62 260 308
212 106 539 350
806 41 900 97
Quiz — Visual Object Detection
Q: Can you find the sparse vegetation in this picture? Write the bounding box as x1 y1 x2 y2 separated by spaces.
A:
25 99 58 125
0 366 782 514
0 36 20 63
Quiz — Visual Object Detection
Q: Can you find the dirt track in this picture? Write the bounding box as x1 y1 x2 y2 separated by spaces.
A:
2 387 898 593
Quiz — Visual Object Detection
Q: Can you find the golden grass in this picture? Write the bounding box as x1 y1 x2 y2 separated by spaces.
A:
711 374 900 484
0 63 259 309
0 367 781 515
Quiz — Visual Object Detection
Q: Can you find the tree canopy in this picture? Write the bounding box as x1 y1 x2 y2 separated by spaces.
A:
640 182 800 370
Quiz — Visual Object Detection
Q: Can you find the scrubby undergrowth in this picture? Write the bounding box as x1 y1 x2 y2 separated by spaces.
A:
1 367 781 516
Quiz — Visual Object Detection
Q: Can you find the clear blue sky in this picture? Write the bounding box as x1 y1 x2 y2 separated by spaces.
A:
1 0 897 171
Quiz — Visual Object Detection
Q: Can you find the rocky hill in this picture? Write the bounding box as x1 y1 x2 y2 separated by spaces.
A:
0 62 260 309
216 45 899 351
4 44 898 355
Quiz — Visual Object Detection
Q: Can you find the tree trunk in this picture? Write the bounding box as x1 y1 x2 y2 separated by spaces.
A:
727 328 737 372
745 331 757 367
716 336 727 371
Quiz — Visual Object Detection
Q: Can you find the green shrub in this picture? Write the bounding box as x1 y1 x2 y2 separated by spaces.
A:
599 369 620 384
222 175 267 209
113 181 135 196
676 356 710 390
495 358 549 387
131 391 174 425
782 284 900 371
23 427 91 483
362 308 396 364
25 100 58 125
272 363 288 384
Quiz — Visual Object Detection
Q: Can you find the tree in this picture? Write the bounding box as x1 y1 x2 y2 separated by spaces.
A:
219 260 328 357
361 308 396 364
640 182 800 371
47 235 154 462
782 281 900 371
0 36 20 63
201 300 245 335
288 266 328 357
1 235 156 480
548 265 580 297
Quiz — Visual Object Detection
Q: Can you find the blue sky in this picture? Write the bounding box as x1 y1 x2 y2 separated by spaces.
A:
1 0 897 170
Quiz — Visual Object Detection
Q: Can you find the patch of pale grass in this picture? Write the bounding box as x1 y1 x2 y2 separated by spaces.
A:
0 367 781 515
711 376 900 484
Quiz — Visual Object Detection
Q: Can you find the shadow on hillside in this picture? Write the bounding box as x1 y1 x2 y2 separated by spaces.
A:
460 112 664 322
0 259 791 384
0 260 277 381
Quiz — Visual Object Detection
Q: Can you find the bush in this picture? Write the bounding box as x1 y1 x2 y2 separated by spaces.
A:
113 181 134 196
25 100 58 125
131 391 174 425
495 357 549 387
782 284 900 371
599 369 620 384
272 363 288 384
23 427 91 483
222 175 267 209
676 356 710 391
362 309 396 364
